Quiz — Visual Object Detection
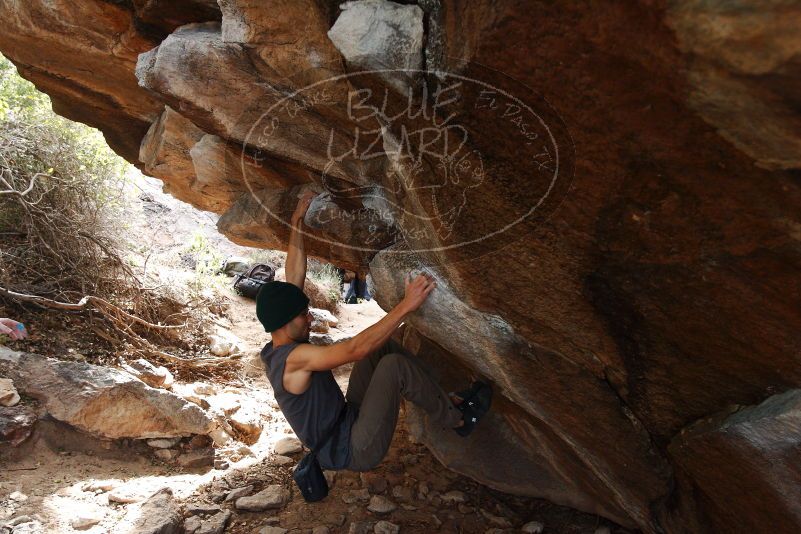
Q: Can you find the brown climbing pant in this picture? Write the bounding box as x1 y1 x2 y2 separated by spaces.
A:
345 338 462 471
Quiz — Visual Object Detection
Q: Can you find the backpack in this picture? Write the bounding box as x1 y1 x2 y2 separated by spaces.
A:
233 263 276 299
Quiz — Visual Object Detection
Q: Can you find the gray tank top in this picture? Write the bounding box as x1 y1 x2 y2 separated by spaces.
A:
260 340 357 470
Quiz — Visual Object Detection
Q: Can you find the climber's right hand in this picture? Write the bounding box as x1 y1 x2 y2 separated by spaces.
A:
400 272 437 313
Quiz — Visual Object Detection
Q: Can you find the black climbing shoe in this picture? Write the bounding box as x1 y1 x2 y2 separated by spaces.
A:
451 381 492 437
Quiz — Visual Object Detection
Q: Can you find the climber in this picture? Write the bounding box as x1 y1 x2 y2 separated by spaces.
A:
256 191 492 471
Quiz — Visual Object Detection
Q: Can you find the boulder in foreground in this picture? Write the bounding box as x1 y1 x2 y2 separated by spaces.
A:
0 346 214 439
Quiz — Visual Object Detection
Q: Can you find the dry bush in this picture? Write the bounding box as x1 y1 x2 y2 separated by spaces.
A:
0 56 224 371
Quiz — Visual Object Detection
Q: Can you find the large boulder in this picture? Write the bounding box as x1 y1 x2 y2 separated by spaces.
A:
0 346 214 439
1 1 801 532
666 390 801 533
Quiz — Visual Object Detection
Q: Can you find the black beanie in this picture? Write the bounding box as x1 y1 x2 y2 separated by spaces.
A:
256 281 310 332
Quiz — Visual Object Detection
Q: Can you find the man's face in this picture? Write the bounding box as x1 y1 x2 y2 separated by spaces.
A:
285 306 312 343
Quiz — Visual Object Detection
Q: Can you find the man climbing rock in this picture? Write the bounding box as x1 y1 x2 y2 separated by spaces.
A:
257 191 491 472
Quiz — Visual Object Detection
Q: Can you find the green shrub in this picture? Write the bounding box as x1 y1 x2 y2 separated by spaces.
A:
308 261 343 305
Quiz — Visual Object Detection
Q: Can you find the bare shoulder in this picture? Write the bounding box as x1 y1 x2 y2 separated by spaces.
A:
286 338 359 373
284 342 325 370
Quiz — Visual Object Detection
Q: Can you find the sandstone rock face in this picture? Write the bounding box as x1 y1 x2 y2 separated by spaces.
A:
2 2 801 533
0 346 214 439
328 0 424 93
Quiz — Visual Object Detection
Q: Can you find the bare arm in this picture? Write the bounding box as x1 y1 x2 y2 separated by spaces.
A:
286 273 437 373
285 191 315 289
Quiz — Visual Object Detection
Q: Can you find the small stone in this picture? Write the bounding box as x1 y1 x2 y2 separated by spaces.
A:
196 510 231 534
83 480 119 492
325 514 346 527
228 406 263 445
273 437 302 455
209 333 242 357
221 256 250 276
324 470 336 487
360 473 387 494
189 434 213 449
235 485 290 512
7 520 43 533
236 445 254 457
441 490 467 504
9 491 27 502
6 516 32 526
480 510 512 528
184 516 202 534
108 487 143 503
521 520 544 533
186 503 221 516
309 308 339 327
214 459 229 470
272 455 293 466
194 383 215 395
258 527 288 534
594 528 611 534
126 358 174 388
0 378 20 407
367 495 397 514
154 449 179 461
374 521 399 534
391 486 413 502
342 488 370 504
348 522 373 534
400 504 417 511
417 482 429 500
147 437 181 448
262 516 281 525
224 485 253 502
177 448 214 468
312 527 331 534
70 510 104 530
